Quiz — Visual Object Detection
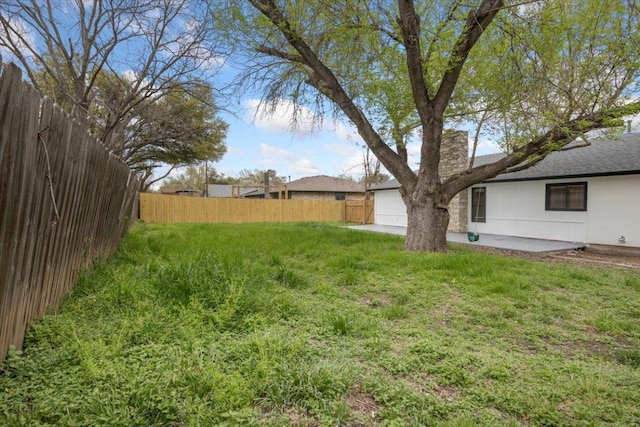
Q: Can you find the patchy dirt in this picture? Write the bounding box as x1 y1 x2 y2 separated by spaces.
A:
546 249 640 270
282 407 319 427
437 385 463 403
358 295 392 308
347 388 380 426
468 245 640 271
401 373 462 403
431 292 461 327
557 398 575 417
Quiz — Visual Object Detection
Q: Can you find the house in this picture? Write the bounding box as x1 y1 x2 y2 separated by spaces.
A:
244 175 366 200
161 188 202 197
372 132 640 248
206 184 257 198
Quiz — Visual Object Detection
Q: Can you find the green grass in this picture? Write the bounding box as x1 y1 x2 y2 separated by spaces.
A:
1 222 639 426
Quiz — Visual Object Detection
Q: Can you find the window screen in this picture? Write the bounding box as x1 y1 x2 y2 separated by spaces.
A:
471 187 486 222
545 182 587 211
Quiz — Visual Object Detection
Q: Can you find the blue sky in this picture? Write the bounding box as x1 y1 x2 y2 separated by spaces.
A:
1 0 498 185
2 1 637 187
215 98 371 181
200 84 504 183
185 84 640 185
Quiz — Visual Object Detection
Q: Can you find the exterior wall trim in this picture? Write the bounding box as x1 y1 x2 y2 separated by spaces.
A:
485 170 640 184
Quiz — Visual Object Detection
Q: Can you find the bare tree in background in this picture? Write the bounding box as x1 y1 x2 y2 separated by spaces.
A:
0 0 227 186
362 147 390 191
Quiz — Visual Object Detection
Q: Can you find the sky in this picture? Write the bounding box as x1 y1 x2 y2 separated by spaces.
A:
214 97 374 182
188 85 504 185
208 86 640 186
2 1 638 188
178 57 640 186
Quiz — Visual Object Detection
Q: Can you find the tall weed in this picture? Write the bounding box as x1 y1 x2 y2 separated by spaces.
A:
1 223 639 426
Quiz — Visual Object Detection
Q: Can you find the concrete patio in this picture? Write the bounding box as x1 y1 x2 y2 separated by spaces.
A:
347 224 586 253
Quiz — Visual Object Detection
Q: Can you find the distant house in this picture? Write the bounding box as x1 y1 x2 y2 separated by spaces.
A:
372 132 640 248
245 175 366 200
161 188 202 197
207 184 257 198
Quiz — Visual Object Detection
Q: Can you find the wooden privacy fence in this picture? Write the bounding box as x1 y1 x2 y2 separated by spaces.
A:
140 193 375 224
345 199 374 224
0 61 140 363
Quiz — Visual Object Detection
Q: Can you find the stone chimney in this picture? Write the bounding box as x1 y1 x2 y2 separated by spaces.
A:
439 130 468 233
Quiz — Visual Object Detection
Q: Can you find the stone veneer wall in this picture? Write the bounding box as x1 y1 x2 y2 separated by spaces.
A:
440 130 469 233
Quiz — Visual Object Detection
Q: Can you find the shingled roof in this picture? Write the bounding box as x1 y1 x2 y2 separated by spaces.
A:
207 184 256 197
373 132 640 190
278 175 365 193
482 132 640 182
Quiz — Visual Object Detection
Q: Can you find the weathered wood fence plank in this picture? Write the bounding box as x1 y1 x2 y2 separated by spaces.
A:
0 61 139 363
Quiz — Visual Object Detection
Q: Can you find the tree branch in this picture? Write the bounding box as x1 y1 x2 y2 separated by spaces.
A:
424 1 462 69
444 100 640 198
468 109 491 170
256 45 305 64
397 0 431 126
434 0 503 116
248 0 416 191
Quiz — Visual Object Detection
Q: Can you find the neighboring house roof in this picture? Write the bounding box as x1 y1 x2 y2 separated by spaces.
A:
161 188 202 196
372 132 640 189
371 178 405 190
207 184 256 197
273 175 365 193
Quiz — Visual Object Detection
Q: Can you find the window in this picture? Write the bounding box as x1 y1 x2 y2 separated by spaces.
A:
335 192 346 200
471 187 486 222
545 182 587 211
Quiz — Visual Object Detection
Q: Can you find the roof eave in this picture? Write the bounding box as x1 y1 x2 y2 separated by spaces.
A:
483 169 640 184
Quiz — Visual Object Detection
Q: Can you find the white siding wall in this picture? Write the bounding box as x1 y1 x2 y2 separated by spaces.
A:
375 175 640 247
586 175 640 247
374 189 407 226
469 175 640 246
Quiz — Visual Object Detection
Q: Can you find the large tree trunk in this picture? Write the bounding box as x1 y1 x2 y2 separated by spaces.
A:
403 191 450 252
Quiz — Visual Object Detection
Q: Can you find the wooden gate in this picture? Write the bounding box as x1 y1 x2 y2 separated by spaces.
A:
345 199 374 224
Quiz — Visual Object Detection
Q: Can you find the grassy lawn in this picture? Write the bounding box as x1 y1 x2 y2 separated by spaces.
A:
1 222 639 426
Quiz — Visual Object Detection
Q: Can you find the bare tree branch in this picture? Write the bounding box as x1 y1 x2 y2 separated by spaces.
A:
248 0 416 191
434 0 503 115
0 0 227 176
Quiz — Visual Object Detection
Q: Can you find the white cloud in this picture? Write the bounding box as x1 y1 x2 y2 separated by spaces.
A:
324 142 355 156
121 70 139 83
290 159 320 174
258 143 319 175
217 165 233 177
243 98 320 136
242 98 368 149
227 145 246 155
127 5 164 35
341 151 366 177
173 19 226 71
324 142 366 177
332 121 362 142
469 137 501 156
255 157 274 166
260 143 295 160
200 52 226 70
398 142 419 169
298 148 318 156
0 16 36 62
